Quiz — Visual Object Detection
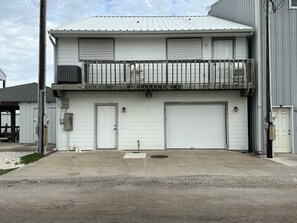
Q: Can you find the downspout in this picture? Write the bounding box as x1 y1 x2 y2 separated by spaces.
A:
48 34 57 83
255 0 264 154
48 34 61 150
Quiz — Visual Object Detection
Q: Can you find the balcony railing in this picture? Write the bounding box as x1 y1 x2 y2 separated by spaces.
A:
55 59 255 91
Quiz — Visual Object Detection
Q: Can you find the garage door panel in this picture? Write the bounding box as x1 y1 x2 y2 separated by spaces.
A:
166 104 226 149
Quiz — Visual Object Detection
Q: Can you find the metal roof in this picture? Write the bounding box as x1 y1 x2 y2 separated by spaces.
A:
0 69 6 81
49 16 254 36
0 83 55 103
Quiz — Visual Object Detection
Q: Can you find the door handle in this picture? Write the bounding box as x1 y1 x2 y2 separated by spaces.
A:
113 125 117 130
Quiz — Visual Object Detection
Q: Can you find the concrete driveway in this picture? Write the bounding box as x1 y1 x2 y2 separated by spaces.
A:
2 149 297 179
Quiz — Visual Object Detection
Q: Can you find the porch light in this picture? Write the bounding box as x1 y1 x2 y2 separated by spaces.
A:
122 107 126 113
234 106 239 112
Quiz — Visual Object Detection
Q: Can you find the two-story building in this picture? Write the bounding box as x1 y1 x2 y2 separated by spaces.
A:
49 16 255 151
209 0 297 155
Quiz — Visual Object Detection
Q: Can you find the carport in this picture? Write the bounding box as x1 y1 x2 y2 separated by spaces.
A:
0 103 19 142
0 83 56 143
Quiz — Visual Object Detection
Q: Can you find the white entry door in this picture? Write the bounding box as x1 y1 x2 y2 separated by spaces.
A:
273 108 291 153
96 105 117 149
213 40 233 82
214 40 233 60
166 104 226 149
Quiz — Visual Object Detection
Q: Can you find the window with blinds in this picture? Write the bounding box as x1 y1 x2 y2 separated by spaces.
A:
79 39 114 60
167 38 202 60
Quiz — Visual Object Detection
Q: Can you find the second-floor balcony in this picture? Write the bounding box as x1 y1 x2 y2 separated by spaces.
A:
53 59 255 93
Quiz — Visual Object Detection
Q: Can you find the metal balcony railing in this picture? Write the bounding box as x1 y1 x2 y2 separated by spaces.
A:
54 59 255 91
81 59 255 90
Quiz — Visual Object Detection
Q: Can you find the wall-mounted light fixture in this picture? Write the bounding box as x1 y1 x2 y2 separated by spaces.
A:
234 106 239 112
122 107 126 113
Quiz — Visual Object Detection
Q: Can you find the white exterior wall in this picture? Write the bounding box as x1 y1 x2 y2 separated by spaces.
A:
19 103 36 143
202 37 212 59
56 91 247 151
19 102 56 144
57 37 248 64
235 37 247 59
115 38 166 60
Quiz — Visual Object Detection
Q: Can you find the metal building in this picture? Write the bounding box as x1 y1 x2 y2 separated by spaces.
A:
209 0 297 154
0 83 56 144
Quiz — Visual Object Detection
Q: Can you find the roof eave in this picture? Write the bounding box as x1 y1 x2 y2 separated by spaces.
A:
49 28 254 37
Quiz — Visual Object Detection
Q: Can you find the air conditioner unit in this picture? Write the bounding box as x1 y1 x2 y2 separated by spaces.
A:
57 65 82 84
129 63 143 83
233 65 246 83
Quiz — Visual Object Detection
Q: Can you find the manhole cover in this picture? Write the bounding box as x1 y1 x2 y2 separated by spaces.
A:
150 155 168 159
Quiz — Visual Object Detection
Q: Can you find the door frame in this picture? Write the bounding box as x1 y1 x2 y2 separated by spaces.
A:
94 103 118 150
212 37 235 59
164 102 229 150
272 106 294 154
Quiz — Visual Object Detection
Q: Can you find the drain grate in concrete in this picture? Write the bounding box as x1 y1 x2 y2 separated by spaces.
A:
150 155 168 159
67 172 80 176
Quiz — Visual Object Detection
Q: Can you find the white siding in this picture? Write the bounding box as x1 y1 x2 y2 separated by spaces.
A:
235 37 247 59
19 102 56 144
56 91 247 151
19 103 36 143
46 103 57 144
115 38 166 60
58 38 80 66
57 37 248 65
202 37 212 59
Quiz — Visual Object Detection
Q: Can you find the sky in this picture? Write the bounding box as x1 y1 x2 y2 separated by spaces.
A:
0 0 215 87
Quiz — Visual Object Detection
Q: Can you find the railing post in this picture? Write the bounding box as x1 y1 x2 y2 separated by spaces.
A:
81 61 86 89
166 60 168 87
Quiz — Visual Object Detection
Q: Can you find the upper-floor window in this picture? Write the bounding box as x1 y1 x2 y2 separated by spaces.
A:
290 0 297 9
167 38 202 60
79 39 114 60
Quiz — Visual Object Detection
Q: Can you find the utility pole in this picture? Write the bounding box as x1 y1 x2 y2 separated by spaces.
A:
37 0 46 154
266 0 273 158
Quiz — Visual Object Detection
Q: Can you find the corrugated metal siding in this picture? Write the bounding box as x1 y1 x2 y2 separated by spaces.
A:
46 103 56 144
56 91 248 151
167 38 202 60
19 103 56 144
211 0 297 153
79 39 114 60
115 38 166 60
209 0 256 27
19 103 36 143
268 0 297 152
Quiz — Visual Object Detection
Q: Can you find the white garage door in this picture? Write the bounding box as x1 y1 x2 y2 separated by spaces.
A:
166 104 226 149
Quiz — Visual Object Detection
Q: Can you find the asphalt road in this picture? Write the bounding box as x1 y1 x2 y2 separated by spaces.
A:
1 175 297 223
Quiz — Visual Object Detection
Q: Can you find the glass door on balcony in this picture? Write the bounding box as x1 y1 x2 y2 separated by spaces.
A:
213 40 233 85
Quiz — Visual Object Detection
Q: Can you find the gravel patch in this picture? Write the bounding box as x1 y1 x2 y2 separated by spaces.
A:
0 152 34 169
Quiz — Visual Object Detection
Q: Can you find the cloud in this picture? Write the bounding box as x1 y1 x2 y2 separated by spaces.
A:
0 0 214 87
